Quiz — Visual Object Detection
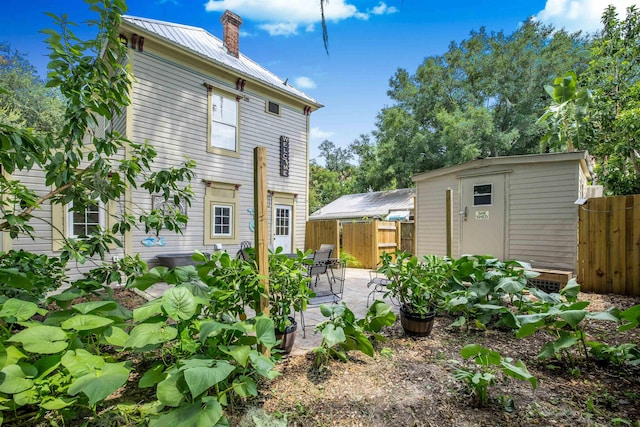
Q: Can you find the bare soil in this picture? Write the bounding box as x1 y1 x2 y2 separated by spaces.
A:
247 291 640 427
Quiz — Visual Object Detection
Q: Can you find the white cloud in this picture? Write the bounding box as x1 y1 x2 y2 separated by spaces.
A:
204 0 387 36
535 0 638 33
294 76 316 89
310 126 334 141
371 2 399 16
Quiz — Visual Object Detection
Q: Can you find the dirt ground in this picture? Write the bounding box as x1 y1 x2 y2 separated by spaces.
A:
240 291 640 427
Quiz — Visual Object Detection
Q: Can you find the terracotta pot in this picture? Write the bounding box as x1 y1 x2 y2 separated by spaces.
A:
274 317 297 354
400 305 435 337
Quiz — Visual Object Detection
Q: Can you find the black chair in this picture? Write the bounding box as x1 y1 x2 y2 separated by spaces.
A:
300 257 346 338
307 249 332 286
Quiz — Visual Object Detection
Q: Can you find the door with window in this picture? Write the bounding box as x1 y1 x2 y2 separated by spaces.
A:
460 175 505 259
273 204 292 253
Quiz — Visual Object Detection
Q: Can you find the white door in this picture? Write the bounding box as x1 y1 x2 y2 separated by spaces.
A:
273 204 293 253
460 175 505 259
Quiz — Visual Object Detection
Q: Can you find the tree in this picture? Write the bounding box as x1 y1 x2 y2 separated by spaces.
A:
0 42 65 134
537 71 592 153
0 0 195 264
583 5 640 195
370 19 589 188
309 140 354 212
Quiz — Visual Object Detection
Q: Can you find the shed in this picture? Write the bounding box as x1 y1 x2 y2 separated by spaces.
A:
412 151 602 272
309 188 415 221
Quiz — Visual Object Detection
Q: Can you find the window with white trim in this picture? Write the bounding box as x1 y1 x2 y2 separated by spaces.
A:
209 91 238 154
213 204 233 236
68 201 105 237
204 181 240 244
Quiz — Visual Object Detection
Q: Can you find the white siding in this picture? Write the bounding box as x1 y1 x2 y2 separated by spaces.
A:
507 161 580 270
129 51 308 263
415 156 586 272
415 175 460 258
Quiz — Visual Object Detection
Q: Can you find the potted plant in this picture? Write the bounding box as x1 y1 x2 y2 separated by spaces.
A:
265 248 314 353
378 250 453 336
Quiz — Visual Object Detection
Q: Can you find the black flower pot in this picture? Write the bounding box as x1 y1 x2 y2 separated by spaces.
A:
400 305 435 337
274 317 297 354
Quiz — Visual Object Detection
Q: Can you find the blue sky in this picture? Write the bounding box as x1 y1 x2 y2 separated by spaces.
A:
1 0 636 161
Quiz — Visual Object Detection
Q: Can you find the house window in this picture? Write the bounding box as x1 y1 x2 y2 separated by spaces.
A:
213 204 233 236
473 184 493 206
204 181 240 244
68 202 105 237
266 100 280 116
208 90 239 156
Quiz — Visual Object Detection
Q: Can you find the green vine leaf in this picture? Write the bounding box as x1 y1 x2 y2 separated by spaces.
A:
7 325 68 354
162 287 196 321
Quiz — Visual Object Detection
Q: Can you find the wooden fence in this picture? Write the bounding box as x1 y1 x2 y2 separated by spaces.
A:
304 220 340 254
577 194 640 296
307 220 408 269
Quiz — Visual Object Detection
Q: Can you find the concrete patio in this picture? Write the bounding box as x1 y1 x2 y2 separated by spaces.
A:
137 267 397 356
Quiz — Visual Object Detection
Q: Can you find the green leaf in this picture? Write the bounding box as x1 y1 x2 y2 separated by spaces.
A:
148 397 223 427
102 326 129 347
232 375 257 398
157 372 186 407
0 364 34 394
0 299 40 322
71 300 117 314
139 362 166 388
321 324 346 348
248 352 278 379
61 349 104 378
460 344 488 359
496 277 526 294
558 310 587 328
254 315 276 348
501 359 537 390
220 345 251 367
184 361 235 399
7 325 68 354
61 314 114 331
131 267 170 291
67 361 131 406
41 397 75 410
133 298 164 322
162 287 196 321
125 322 177 350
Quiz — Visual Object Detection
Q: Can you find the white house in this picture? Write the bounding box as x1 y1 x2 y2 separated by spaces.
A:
5 11 322 273
412 151 602 272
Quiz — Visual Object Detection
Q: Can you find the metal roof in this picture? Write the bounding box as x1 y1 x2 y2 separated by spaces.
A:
121 15 322 107
310 188 415 220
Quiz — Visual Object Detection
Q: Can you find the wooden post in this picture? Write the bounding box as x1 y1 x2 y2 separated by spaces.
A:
446 188 453 258
254 147 269 317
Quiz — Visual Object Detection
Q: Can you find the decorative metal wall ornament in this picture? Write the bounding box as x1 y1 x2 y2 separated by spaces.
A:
280 136 290 177
152 195 188 228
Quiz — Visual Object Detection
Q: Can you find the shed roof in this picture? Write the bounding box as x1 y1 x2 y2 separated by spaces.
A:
412 151 591 182
310 188 415 221
121 15 322 108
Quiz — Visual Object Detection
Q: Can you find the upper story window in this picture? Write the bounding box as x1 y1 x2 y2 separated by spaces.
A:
266 100 280 116
208 91 239 156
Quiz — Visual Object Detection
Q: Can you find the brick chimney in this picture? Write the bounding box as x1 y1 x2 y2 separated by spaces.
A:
221 10 242 58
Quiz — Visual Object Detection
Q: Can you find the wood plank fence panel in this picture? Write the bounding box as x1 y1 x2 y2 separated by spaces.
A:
343 221 377 269
305 220 340 255
400 221 415 255
578 194 640 296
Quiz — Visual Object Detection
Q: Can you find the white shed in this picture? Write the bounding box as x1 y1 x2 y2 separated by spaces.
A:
412 151 602 272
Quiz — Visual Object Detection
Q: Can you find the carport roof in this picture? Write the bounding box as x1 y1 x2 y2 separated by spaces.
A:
309 188 415 221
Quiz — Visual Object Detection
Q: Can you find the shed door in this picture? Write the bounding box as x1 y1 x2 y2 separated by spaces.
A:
460 175 505 259
273 204 292 253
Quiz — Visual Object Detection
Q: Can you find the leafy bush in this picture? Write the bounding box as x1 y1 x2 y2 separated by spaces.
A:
0 250 67 303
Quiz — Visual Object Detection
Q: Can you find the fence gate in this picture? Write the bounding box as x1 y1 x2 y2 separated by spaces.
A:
342 220 400 269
